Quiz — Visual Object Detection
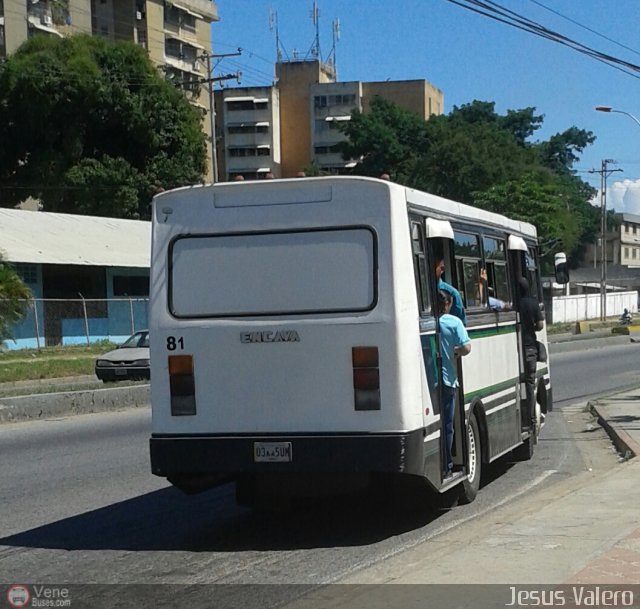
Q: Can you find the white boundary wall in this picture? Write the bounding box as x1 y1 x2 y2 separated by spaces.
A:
551 291 638 323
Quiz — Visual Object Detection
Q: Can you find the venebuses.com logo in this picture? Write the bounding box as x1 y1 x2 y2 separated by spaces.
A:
5 585 71 608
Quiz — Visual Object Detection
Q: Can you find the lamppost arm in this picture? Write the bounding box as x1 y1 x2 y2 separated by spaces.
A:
595 105 640 129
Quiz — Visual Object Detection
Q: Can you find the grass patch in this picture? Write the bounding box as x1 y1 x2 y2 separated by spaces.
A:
547 322 575 335
0 342 117 383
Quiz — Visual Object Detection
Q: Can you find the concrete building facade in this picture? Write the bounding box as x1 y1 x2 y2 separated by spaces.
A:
214 86 281 181
214 59 444 181
584 213 640 269
1 0 218 180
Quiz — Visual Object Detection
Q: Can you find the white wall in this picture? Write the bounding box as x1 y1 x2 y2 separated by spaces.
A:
551 291 637 323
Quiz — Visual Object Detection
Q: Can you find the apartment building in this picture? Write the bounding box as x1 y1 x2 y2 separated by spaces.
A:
214 86 281 181
1 0 218 179
214 59 444 181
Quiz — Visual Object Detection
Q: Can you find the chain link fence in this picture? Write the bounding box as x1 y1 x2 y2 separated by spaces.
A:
6 297 149 350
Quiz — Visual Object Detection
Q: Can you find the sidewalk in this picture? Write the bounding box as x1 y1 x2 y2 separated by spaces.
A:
338 389 640 586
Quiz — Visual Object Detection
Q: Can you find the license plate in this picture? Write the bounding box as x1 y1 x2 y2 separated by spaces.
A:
254 441 292 463
115 368 128 376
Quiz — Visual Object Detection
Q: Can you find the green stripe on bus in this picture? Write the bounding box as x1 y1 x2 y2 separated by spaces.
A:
467 325 517 339
464 377 519 402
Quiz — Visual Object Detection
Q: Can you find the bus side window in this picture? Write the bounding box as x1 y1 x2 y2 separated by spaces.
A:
453 230 482 308
526 248 541 302
483 236 510 305
411 221 430 315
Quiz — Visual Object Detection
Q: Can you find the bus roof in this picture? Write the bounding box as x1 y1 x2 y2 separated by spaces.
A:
153 176 537 239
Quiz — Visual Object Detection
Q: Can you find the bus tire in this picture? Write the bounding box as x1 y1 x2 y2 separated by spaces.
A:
459 411 482 504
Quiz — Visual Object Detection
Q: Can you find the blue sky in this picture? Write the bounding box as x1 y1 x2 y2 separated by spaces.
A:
213 0 640 212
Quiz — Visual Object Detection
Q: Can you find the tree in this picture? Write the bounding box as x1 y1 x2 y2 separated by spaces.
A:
0 35 207 219
473 172 595 271
0 253 31 343
340 98 598 267
337 96 430 180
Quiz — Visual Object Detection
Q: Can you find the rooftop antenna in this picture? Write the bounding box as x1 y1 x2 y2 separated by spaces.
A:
309 1 321 59
269 8 287 62
328 17 340 78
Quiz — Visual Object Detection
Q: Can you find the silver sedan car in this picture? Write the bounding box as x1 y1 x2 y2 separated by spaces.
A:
95 330 150 382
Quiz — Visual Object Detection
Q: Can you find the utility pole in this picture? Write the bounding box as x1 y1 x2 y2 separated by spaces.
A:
202 50 241 182
589 160 622 320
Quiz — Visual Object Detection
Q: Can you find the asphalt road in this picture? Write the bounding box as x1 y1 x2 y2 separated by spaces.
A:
0 340 628 588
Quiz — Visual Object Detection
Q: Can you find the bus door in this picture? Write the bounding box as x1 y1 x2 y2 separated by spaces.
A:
422 218 470 483
508 235 531 429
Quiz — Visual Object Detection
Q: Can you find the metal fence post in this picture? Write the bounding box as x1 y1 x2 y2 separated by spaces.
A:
32 298 41 351
79 293 90 345
129 297 135 335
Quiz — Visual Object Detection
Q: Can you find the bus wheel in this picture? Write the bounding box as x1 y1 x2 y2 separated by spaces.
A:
459 412 482 504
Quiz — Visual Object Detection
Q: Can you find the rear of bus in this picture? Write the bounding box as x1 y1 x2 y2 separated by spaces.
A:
149 177 430 496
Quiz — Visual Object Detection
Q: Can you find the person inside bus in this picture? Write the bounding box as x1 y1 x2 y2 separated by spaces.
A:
437 289 472 479
517 277 544 428
479 268 510 311
435 256 467 325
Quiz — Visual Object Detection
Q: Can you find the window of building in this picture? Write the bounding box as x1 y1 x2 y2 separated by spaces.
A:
227 124 269 134
113 275 150 297
227 100 256 111
164 4 180 25
328 94 356 106
625 247 630 259
165 38 197 62
634 249 638 260
15 263 38 285
314 144 340 155
181 12 196 31
314 95 327 108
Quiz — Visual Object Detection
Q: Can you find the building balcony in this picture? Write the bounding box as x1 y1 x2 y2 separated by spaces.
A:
27 14 63 37
166 0 219 22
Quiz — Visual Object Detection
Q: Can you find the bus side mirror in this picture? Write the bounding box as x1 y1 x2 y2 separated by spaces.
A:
554 252 569 285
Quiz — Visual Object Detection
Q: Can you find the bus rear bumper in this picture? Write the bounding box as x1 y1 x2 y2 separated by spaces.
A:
150 430 425 478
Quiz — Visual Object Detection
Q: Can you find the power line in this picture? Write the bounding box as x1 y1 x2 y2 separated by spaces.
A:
527 0 640 59
447 0 640 81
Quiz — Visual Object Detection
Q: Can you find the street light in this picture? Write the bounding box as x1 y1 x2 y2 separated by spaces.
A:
593 105 636 319
595 106 640 129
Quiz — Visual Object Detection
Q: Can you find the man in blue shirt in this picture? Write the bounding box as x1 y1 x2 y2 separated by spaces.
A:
438 289 471 478
435 257 467 325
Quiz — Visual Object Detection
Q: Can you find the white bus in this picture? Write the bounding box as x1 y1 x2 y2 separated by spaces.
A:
149 176 567 505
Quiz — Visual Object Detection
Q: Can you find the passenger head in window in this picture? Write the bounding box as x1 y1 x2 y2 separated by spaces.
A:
434 256 467 326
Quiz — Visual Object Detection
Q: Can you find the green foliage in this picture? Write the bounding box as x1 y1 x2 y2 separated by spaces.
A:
0 252 31 343
0 35 206 219
337 96 429 180
340 98 598 268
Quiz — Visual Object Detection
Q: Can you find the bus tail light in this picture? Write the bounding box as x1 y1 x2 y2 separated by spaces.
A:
169 354 196 416
352 347 380 411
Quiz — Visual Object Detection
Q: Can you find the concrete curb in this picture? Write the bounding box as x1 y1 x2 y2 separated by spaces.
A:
549 335 631 354
0 384 150 424
588 401 640 460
